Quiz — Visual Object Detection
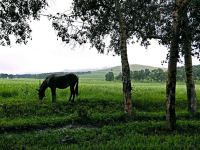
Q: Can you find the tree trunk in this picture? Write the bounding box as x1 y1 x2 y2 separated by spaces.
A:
184 49 197 114
166 0 181 130
166 0 191 130
166 38 178 130
181 3 197 114
115 0 132 115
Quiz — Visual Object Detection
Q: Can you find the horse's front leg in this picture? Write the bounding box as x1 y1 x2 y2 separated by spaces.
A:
51 87 56 103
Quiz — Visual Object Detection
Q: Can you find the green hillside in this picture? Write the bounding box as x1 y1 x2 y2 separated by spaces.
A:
79 64 166 79
101 64 166 73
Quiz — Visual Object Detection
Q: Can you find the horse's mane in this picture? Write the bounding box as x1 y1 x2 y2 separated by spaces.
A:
39 79 48 91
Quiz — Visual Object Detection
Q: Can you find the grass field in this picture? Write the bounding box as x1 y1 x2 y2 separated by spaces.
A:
0 78 200 149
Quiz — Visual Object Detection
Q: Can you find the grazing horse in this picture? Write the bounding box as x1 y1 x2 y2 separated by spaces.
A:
37 73 79 102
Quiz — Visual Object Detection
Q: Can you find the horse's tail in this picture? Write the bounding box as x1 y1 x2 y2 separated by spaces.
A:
75 78 79 96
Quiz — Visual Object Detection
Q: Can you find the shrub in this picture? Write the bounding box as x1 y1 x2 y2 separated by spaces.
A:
105 72 114 81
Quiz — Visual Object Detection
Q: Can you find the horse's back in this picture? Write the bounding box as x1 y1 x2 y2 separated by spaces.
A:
64 73 78 81
46 73 78 89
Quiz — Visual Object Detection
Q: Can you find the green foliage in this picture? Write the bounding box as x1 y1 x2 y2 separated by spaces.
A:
116 68 166 82
105 72 114 81
114 65 200 82
50 0 164 55
0 0 47 46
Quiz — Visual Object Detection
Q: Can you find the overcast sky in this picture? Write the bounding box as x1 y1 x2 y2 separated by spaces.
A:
0 0 199 74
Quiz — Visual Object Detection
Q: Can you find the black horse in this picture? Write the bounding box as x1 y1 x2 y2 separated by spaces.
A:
38 73 79 102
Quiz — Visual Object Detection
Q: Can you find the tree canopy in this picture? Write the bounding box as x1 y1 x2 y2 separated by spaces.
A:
51 0 162 54
0 0 47 46
152 0 200 60
50 0 167 114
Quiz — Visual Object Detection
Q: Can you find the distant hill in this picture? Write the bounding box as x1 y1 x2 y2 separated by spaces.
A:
2 64 200 81
78 64 167 79
0 64 167 80
97 64 166 74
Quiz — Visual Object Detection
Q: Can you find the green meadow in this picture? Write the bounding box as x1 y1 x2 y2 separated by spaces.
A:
0 77 200 149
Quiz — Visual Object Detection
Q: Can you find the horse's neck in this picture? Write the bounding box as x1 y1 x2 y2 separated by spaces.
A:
40 80 48 92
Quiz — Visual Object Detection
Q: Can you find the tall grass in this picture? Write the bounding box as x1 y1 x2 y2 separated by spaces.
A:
0 79 192 104
0 78 200 149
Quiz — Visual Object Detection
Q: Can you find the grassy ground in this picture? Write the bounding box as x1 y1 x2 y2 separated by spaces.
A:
0 78 200 149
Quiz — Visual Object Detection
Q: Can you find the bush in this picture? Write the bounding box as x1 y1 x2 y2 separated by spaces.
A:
105 72 114 81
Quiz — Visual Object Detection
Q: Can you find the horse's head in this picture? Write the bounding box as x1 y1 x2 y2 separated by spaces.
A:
37 80 47 100
37 89 45 100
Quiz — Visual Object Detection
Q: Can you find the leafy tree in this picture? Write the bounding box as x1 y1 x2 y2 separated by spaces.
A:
105 72 114 81
50 0 132 114
180 0 200 114
0 73 8 78
144 69 151 80
0 0 47 46
150 69 166 82
164 0 200 128
143 0 200 129
162 0 199 129
114 0 132 114
164 0 183 130
117 68 167 82
158 0 199 116
50 0 160 114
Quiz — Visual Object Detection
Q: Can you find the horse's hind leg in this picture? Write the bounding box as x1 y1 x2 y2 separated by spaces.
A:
72 93 75 102
69 85 75 102
68 92 72 102
72 85 76 102
51 88 56 103
68 86 73 102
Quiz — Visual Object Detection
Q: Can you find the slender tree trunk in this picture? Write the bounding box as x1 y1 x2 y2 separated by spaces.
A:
166 0 192 130
184 49 197 114
166 0 181 130
182 5 197 114
115 0 132 115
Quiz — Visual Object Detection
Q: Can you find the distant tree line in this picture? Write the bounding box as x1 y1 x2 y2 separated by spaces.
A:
0 72 91 79
177 65 200 81
114 68 166 82
106 65 200 82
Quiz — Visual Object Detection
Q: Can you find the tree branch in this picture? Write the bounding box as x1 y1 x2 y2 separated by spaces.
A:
133 27 163 41
0 2 6 12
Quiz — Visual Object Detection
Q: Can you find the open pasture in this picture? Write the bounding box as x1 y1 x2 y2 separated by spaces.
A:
0 78 200 149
